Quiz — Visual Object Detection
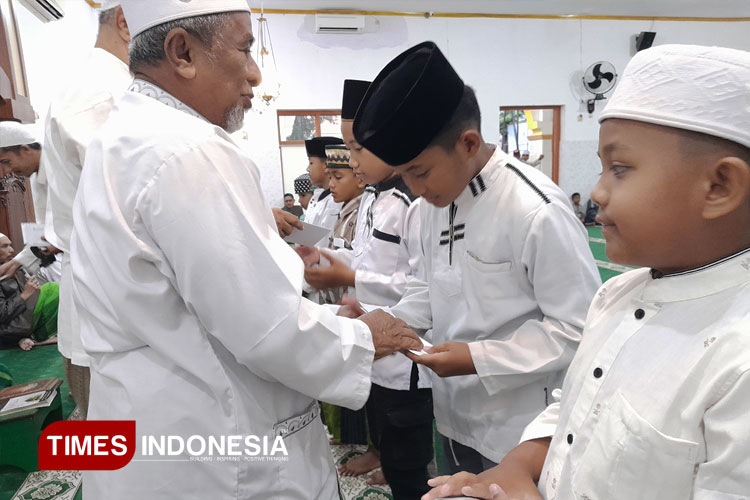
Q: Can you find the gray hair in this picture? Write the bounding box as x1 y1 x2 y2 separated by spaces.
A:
98 7 118 26
129 13 232 73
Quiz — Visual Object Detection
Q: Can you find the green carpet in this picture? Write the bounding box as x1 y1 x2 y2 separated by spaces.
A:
0 344 75 500
587 225 633 282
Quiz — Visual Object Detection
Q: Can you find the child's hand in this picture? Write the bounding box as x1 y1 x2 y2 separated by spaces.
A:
304 252 355 289
294 245 320 267
406 341 476 377
422 464 544 500
423 473 511 499
337 295 365 318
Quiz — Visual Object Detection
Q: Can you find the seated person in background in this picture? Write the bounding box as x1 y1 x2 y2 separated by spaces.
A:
294 173 315 217
583 197 599 225
423 44 750 500
281 192 304 218
571 192 584 222
0 233 59 351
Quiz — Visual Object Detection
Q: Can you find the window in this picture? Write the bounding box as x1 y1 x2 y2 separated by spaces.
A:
277 110 341 197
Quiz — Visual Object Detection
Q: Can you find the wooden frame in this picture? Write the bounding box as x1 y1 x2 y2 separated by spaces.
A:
500 105 561 184
277 109 341 145
276 109 342 195
0 0 34 122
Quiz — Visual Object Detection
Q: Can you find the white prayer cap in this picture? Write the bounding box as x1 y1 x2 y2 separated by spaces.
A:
600 44 750 149
122 0 251 38
0 121 42 148
99 1 121 10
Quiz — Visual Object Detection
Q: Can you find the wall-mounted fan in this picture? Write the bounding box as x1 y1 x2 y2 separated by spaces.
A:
582 61 617 113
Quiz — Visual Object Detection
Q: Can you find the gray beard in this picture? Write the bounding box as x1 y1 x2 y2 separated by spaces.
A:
224 104 246 133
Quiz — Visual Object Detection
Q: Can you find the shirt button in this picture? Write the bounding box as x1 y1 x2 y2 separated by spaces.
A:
634 308 645 319
593 367 603 378
567 433 573 445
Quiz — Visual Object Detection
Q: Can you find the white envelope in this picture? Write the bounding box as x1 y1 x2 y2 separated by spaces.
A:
283 221 332 247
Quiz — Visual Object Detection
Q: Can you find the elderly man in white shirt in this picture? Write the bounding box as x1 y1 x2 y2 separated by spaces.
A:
40 0 132 418
71 1 421 499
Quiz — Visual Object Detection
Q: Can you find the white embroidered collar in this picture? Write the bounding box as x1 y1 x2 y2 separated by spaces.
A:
129 78 207 122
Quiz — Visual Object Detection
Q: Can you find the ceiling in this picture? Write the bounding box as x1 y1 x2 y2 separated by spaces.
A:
251 0 750 18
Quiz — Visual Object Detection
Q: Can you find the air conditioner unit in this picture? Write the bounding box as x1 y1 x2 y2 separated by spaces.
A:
16 0 64 23
315 14 365 34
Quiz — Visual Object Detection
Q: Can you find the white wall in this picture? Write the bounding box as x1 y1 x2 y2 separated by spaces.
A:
13 6 750 206
14 0 99 122
239 14 750 206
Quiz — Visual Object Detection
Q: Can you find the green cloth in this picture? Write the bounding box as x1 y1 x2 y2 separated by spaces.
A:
321 402 342 443
0 362 12 389
31 282 59 342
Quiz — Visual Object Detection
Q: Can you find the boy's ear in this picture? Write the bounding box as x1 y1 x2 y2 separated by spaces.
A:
702 156 750 220
457 129 482 158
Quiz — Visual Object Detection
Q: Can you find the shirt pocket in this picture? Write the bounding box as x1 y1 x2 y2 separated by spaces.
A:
464 251 516 302
571 392 699 500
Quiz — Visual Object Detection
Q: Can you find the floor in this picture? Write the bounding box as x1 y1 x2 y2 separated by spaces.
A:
0 225 620 500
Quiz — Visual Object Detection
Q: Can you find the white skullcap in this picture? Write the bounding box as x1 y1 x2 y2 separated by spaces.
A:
122 0 251 38
600 44 750 149
0 121 42 148
99 1 121 10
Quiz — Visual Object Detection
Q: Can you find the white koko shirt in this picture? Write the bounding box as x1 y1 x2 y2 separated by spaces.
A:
522 249 750 500
391 147 601 463
71 80 375 500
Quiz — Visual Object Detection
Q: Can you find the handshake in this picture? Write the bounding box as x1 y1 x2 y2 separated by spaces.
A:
337 297 423 360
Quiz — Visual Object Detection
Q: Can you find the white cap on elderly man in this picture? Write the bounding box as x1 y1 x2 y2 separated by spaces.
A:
600 44 750 149
99 1 121 10
121 0 251 38
0 121 42 148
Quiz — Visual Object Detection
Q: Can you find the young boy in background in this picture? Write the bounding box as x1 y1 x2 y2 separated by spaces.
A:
293 173 315 216
317 143 368 449
305 137 344 230
299 79 433 499
423 44 750 500
319 143 366 304
352 41 600 478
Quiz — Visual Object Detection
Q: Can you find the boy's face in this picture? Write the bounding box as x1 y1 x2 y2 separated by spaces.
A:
0 146 39 178
307 157 328 186
572 194 581 204
592 119 706 270
0 236 14 264
392 144 467 208
327 167 365 204
284 196 294 208
298 192 312 209
342 120 395 185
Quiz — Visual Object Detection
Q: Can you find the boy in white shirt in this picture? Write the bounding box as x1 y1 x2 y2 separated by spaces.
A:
424 44 750 500
352 41 600 478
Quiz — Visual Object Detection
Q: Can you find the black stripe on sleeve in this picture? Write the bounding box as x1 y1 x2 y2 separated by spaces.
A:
373 229 401 244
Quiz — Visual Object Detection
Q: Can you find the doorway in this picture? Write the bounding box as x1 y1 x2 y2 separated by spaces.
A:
499 105 561 184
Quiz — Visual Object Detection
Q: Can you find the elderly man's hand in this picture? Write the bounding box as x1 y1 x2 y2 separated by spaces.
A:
358 309 422 360
272 208 303 237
